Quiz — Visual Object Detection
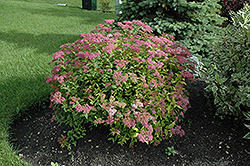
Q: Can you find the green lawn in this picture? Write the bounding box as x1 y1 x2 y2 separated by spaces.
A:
0 0 116 165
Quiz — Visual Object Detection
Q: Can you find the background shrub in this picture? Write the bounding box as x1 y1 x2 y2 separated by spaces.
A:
205 3 250 120
117 0 226 64
46 20 196 147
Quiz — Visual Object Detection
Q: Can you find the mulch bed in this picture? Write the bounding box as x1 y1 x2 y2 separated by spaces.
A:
10 80 250 166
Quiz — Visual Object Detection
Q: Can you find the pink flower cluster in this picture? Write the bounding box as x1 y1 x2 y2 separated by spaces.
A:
132 99 144 109
75 104 93 113
114 59 129 68
123 116 136 127
109 106 117 116
128 72 138 82
111 128 120 135
170 125 185 137
113 71 129 86
50 91 65 104
138 129 153 143
52 50 65 62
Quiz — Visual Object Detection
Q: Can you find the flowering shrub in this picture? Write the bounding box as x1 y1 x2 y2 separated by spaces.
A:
46 20 196 147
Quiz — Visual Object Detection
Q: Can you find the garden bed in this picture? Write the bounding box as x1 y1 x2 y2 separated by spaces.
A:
10 80 250 165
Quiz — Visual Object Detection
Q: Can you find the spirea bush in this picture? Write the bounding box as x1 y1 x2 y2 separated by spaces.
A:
46 20 196 148
206 3 250 120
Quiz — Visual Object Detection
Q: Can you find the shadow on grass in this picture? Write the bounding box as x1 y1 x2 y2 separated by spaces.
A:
0 31 81 54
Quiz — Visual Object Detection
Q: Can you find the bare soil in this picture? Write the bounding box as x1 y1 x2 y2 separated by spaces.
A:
10 80 250 166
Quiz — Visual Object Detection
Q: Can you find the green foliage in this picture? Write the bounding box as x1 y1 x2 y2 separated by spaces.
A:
165 146 177 156
51 161 61 166
99 0 111 12
117 0 227 62
46 20 196 147
205 3 250 120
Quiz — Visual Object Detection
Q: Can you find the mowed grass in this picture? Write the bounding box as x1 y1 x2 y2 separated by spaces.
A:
0 0 116 165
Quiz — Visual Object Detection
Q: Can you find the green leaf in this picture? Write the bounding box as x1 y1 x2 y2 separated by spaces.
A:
244 124 250 129
165 121 176 130
243 132 250 139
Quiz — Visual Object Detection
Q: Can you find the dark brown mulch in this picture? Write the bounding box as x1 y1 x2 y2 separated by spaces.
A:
10 80 250 166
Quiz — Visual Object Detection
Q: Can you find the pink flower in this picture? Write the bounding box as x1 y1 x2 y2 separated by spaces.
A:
75 104 84 112
128 73 138 82
106 116 114 125
77 51 90 58
100 27 112 32
91 29 99 33
71 96 80 102
51 65 61 74
123 117 136 127
113 71 128 86
52 50 65 61
168 34 175 39
94 118 105 124
50 91 65 104
170 125 185 137
99 69 104 74
113 32 123 38
111 128 120 135
83 104 93 113
177 56 187 64
175 116 179 122
102 44 116 54
181 70 193 78
109 106 117 116
137 129 153 143
46 77 52 84
89 52 100 60
75 104 93 113
105 83 111 87
132 20 145 26
155 127 161 133
98 24 105 28
179 66 184 70
123 20 132 25
105 19 115 24
151 108 156 114
132 104 137 109
117 22 126 29
114 60 129 68
142 25 153 33
149 79 158 88
82 69 88 73
107 69 112 72
107 34 113 37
